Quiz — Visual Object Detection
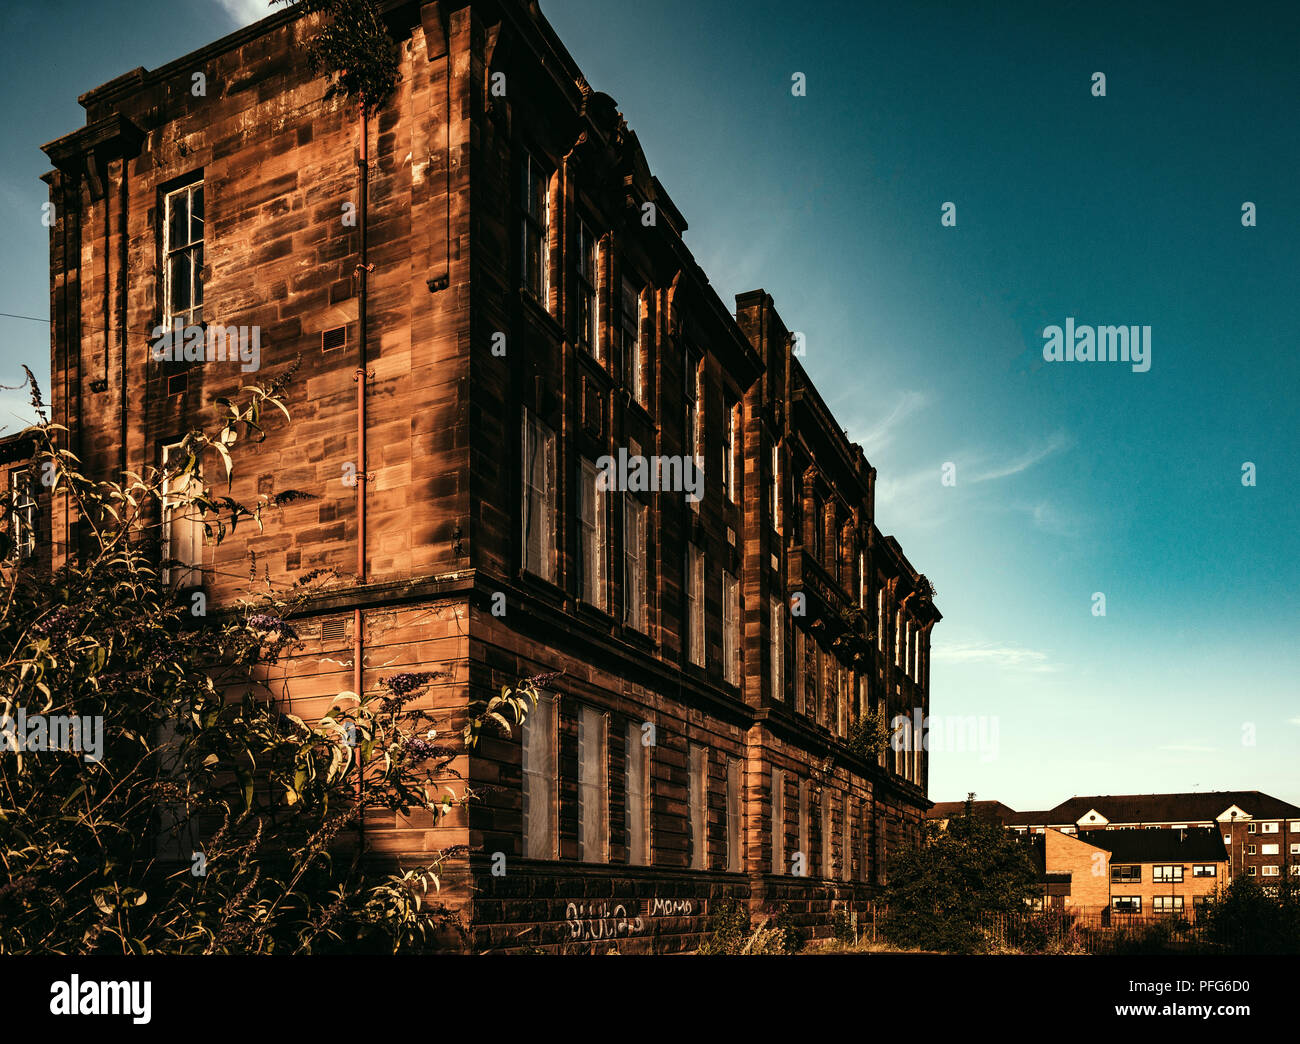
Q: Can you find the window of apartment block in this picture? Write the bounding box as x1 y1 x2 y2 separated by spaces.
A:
793 626 805 715
1152 864 1183 883
770 443 780 531
1291 843 1300 856
857 551 865 608
625 720 649 865
1111 864 1141 883
723 400 738 503
688 744 707 870
1261 822 1279 833
8 470 36 563
1248 844 1257 855
895 608 904 666
521 411 556 581
620 277 642 402
1291 821 1300 832
576 221 600 356
1261 843 1280 856
578 705 608 863
725 757 742 872
623 496 647 631
1193 864 1217 877
1248 823 1257 833
769 596 784 700
163 181 204 326
578 459 607 610
797 780 809 876
723 571 740 686
1262 865 1280 877
1153 896 1184 912
161 441 203 587
836 665 847 736
877 588 886 651
521 692 556 859
1248 865 1257 875
1112 896 1141 913
841 795 851 882
520 153 549 302
687 544 705 666
820 795 831 879
771 767 785 874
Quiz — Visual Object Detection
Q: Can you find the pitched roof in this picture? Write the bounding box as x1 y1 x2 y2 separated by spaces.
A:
926 800 1016 823
1080 827 1228 863
1014 791 1300 827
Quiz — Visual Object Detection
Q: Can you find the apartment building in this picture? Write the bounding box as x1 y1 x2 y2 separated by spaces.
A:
37 0 939 951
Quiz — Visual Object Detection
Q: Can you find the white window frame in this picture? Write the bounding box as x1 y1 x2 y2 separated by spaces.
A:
723 571 740 686
625 720 649 865
163 181 204 326
688 744 707 870
769 595 784 700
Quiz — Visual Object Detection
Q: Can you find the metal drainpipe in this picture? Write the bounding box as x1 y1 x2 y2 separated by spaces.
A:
354 101 370 851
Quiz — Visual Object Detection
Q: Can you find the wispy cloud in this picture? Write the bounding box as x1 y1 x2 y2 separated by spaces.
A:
215 0 274 29
968 430 1071 484
932 641 1060 674
851 390 928 457
1287 716 1300 727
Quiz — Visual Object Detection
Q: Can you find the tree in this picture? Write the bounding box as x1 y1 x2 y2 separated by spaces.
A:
0 369 534 953
1203 872 1300 954
881 793 1037 953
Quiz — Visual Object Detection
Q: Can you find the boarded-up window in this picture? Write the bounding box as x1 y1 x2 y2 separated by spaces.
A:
770 596 784 700
726 756 742 871
578 705 607 862
162 441 203 587
771 766 785 874
723 571 740 686
798 780 809 877
521 693 556 859
625 720 649 864
579 458 606 610
521 411 556 581
687 544 705 666
688 744 707 870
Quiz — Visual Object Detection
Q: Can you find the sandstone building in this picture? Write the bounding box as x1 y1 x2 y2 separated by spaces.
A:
39 0 939 951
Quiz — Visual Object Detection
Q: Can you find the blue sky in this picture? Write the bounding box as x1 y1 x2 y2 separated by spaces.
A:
2 0 1296 809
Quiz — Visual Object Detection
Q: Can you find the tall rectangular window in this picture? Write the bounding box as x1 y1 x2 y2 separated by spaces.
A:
579 459 607 609
520 154 549 301
798 780 809 876
723 400 738 502
8 471 36 563
685 354 702 511
771 767 785 874
623 497 647 630
770 596 784 700
895 608 904 666
793 627 805 715
837 666 847 736
162 441 203 587
625 721 649 864
688 744 707 870
578 705 608 863
687 544 705 666
723 571 740 686
726 757 742 871
521 411 556 581
576 221 599 356
877 588 886 651
857 551 866 608
770 443 780 531
841 795 852 881
163 181 204 326
621 277 642 402
521 693 556 859
821 794 832 878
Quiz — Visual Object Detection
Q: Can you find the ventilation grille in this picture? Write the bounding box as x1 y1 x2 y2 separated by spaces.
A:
321 326 348 352
321 617 348 644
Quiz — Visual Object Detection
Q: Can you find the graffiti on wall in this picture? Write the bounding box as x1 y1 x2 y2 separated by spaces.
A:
563 897 697 941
